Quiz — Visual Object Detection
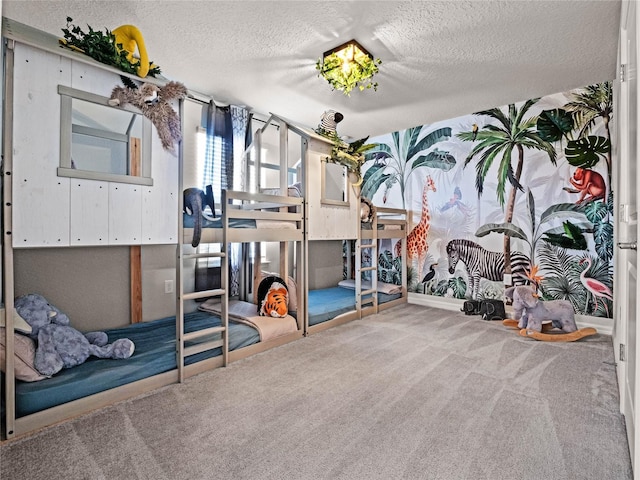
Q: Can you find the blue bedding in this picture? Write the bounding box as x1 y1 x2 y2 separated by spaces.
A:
308 286 401 326
13 311 259 417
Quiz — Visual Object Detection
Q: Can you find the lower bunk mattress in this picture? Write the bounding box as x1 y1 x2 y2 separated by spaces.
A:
10 311 259 417
308 286 401 326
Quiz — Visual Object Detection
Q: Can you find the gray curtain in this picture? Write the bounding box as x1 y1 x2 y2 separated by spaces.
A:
195 104 250 297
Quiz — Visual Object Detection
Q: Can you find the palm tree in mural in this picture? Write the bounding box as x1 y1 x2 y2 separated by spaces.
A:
361 125 454 208
564 82 613 183
457 100 556 277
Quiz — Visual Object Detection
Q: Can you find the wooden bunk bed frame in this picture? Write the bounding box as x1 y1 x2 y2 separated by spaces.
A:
179 188 306 368
306 206 408 335
0 18 299 441
0 18 407 440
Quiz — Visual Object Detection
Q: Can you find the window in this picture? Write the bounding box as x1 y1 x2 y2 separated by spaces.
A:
58 85 153 186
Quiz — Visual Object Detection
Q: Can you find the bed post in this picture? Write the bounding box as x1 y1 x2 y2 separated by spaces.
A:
2 38 17 440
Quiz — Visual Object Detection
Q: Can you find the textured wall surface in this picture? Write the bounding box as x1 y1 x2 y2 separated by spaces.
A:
2 1 621 139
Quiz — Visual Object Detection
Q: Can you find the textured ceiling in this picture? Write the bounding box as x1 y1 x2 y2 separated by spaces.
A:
3 0 621 139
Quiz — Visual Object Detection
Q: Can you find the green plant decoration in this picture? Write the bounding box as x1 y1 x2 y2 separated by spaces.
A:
316 49 381 96
317 130 376 185
60 17 161 78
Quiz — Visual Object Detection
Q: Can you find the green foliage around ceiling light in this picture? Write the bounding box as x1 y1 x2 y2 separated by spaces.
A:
316 49 382 96
60 17 161 78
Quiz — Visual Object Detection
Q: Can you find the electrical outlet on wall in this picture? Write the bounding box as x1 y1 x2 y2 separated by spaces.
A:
164 279 174 294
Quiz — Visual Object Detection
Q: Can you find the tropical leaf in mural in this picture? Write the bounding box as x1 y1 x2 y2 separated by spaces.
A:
564 82 613 192
475 222 528 242
583 196 609 223
378 250 394 270
361 162 392 201
361 126 453 207
565 82 613 140
581 192 614 263
378 252 405 286
594 221 614 262
537 243 586 313
393 255 402 273
541 220 587 250
565 135 610 169
411 149 456 171
474 190 591 265
539 202 588 224
432 276 467 298
457 100 556 275
537 108 574 143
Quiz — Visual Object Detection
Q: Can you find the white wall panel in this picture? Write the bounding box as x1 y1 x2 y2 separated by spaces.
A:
70 61 119 95
70 180 109 245
141 127 179 243
109 183 142 244
12 43 71 247
306 140 359 240
9 41 182 247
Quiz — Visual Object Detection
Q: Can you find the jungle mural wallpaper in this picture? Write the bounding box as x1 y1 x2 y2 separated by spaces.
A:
362 82 613 320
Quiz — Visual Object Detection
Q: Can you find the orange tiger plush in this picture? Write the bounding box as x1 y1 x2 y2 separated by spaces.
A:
257 276 289 318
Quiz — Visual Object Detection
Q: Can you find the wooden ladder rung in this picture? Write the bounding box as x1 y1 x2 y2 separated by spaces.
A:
182 252 227 260
360 243 375 249
184 339 224 357
182 289 225 301
361 288 377 296
183 325 226 342
361 266 376 272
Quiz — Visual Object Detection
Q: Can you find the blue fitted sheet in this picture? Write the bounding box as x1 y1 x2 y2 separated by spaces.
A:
13 311 259 417
307 286 401 326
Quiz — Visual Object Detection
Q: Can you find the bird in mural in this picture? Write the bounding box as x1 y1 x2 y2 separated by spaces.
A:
439 186 470 215
579 257 613 317
421 263 438 283
420 263 438 294
471 123 479 141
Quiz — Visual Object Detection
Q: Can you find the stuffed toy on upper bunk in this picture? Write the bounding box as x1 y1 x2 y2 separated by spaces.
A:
15 293 135 377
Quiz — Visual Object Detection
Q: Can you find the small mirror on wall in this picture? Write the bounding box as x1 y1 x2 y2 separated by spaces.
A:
321 160 349 206
58 85 153 185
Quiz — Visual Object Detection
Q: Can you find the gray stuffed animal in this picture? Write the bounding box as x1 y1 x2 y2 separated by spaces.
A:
504 285 577 333
15 293 135 377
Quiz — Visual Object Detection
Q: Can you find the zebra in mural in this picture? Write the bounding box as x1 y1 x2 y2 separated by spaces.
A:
446 239 530 300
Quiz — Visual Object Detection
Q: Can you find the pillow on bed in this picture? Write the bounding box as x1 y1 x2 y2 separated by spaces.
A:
0 328 48 382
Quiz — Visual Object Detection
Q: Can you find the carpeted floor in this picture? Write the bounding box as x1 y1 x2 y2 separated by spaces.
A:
0 304 633 479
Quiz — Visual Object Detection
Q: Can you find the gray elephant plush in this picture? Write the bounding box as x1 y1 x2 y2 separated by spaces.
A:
504 285 577 333
15 293 135 377
184 185 215 248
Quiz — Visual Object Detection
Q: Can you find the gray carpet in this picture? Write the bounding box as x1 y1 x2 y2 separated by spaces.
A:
0 304 633 479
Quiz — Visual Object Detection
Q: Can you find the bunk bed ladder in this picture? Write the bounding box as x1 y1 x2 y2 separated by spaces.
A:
178 248 228 382
176 96 229 383
356 219 379 316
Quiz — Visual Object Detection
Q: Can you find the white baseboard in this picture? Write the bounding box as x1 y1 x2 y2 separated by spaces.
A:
407 293 613 336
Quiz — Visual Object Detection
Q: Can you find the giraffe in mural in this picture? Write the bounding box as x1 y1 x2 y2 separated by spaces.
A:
395 175 437 280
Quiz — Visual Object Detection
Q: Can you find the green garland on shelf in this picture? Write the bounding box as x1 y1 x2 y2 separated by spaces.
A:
60 17 161 78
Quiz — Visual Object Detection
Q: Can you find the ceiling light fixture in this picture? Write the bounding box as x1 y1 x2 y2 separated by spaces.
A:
315 39 382 96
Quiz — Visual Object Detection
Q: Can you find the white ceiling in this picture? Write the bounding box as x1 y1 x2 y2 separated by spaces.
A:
3 0 622 140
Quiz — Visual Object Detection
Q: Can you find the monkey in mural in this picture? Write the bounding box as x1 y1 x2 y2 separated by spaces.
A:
563 167 606 205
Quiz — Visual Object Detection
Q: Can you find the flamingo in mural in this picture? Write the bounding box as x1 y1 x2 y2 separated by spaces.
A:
579 257 613 317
